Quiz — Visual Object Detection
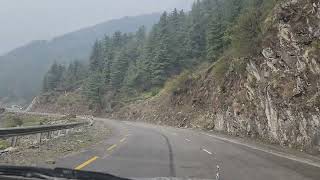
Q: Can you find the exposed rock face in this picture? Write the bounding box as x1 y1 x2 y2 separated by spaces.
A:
113 0 320 153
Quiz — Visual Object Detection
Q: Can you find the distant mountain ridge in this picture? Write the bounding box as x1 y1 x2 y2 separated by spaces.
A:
0 13 160 104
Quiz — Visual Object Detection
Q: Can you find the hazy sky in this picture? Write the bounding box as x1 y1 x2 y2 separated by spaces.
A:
0 0 194 55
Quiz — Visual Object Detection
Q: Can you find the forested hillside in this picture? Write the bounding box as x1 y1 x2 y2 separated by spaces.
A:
34 0 320 153
40 0 276 112
0 13 160 104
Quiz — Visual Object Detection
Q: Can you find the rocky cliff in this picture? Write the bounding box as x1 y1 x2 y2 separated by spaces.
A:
113 0 320 153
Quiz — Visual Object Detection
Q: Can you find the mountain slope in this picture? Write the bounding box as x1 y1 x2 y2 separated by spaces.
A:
0 13 160 104
112 0 320 153
30 0 320 154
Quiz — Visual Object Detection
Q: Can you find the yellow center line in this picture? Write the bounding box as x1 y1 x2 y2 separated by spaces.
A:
120 137 126 143
107 144 117 151
74 156 98 170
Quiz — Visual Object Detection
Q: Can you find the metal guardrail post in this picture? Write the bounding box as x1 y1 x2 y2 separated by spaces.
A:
11 136 17 147
37 133 42 144
47 132 51 139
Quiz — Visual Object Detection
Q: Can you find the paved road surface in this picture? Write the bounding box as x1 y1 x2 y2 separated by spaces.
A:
51 118 320 180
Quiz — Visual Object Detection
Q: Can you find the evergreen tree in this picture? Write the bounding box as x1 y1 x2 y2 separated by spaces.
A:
102 36 113 87
151 40 171 85
112 31 123 48
62 61 87 90
110 50 129 89
84 72 104 107
43 62 66 91
206 0 225 61
89 41 104 72
231 1 263 55
42 75 49 92
136 26 146 44
186 1 206 58
41 0 278 112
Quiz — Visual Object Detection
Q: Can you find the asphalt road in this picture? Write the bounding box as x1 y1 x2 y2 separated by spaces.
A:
52 118 320 180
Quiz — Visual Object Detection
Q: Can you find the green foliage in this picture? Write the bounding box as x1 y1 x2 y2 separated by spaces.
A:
43 61 87 92
41 0 278 112
2 113 23 127
231 7 262 55
0 14 160 103
0 140 9 150
230 0 277 56
206 1 225 61
2 113 49 127
57 93 83 107
42 62 66 92
162 71 191 94
311 40 320 49
89 41 104 72
212 57 230 83
83 72 104 107
20 115 48 127
151 40 172 86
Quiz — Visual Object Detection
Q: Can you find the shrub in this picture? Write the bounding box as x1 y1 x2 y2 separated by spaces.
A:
161 71 191 95
212 58 229 83
3 113 23 128
0 139 9 150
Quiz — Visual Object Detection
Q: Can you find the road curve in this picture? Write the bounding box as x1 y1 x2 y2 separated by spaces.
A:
52 118 320 180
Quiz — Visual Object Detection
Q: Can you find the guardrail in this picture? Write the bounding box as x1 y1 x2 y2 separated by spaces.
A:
0 122 87 138
0 121 89 148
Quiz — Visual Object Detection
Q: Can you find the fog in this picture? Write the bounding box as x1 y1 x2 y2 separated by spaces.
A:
0 0 194 55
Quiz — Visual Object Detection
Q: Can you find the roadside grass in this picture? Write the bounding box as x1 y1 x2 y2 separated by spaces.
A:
160 70 191 95
0 139 9 150
1 113 51 128
57 93 84 107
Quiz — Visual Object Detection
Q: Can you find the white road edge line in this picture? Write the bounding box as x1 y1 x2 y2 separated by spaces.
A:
202 149 213 155
202 133 320 168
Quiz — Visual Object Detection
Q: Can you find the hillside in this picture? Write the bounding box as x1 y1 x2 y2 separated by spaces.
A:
112 0 320 153
0 13 160 104
32 0 320 154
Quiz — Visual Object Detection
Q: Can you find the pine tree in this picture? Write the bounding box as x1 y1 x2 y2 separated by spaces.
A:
186 0 207 58
206 0 225 61
44 62 65 91
84 72 104 107
42 0 274 113
231 1 263 55
103 36 113 87
136 26 146 44
42 75 49 92
151 40 171 86
167 8 186 69
61 61 87 90
89 41 104 72
112 31 123 48
110 50 129 90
